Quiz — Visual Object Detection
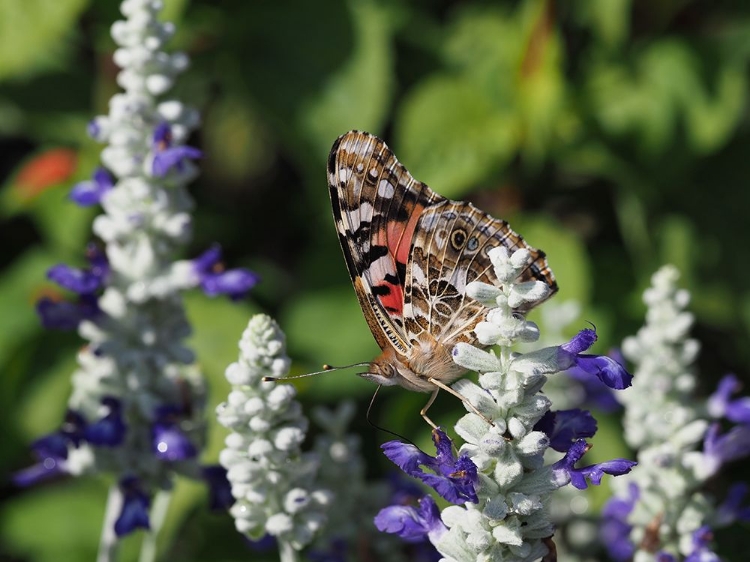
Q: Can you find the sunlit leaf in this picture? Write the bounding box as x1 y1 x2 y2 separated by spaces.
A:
0 0 90 81
301 0 395 157
396 75 517 198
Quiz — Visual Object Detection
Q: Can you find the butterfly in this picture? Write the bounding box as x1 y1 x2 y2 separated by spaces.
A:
328 131 557 426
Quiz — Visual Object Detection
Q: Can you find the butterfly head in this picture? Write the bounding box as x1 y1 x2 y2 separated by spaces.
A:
362 344 464 394
359 359 399 387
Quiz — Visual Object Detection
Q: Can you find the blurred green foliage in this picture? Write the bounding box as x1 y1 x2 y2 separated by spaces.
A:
1 0 750 560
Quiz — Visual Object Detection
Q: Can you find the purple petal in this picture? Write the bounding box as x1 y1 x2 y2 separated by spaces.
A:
36 294 100 331
84 397 126 447
153 122 171 145
69 167 114 206
193 244 223 272
47 264 103 294
708 374 750 423
114 477 150 536
561 329 597 355
381 431 478 505
152 423 197 461
600 483 639 562
684 526 719 562
715 482 750 525
202 465 234 510
382 441 436 476
374 495 446 542
420 469 478 505
87 119 101 140
573 354 633 390
432 428 455 470
535 409 598 452
570 458 636 489
703 423 750 473
12 459 67 487
200 268 260 300
152 146 202 177
12 433 70 487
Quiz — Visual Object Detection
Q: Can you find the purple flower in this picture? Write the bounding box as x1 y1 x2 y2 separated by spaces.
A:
375 495 447 543
84 396 126 447
656 553 677 562
192 244 260 300
381 428 478 505
702 422 750 476
37 244 108 330
684 526 719 562
565 348 625 412
69 167 114 206
552 439 636 490
715 482 750 525
12 410 86 487
707 374 750 424
114 476 150 536
202 465 234 511
558 329 633 390
534 409 597 452
47 245 109 294
600 482 639 562
87 119 101 140
37 293 100 330
151 122 202 177
152 405 197 462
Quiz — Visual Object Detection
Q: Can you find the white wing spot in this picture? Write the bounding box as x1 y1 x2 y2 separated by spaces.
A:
355 163 364 173
369 168 379 178
378 179 395 198
346 201 374 231
338 167 352 183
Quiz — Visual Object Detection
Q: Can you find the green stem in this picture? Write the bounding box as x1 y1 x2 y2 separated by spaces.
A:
97 484 122 562
138 489 172 562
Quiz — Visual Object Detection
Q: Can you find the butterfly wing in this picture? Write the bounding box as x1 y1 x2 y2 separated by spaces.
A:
328 131 444 355
404 200 557 346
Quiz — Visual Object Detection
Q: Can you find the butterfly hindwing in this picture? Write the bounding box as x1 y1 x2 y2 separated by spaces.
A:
404 201 557 345
328 131 444 354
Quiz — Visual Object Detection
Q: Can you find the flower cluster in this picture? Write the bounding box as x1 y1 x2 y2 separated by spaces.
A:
16 0 250 545
604 266 750 561
217 314 331 556
376 247 634 561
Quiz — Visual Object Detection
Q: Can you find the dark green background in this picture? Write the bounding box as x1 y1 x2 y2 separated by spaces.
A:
1 0 749 560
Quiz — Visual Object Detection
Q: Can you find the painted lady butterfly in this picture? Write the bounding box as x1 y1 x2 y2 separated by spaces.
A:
328 131 557 425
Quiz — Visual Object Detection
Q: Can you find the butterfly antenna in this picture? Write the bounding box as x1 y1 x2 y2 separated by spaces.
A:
365 385 417 446
262 362 370 383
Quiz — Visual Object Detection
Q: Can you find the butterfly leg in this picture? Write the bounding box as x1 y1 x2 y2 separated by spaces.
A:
420 388 440 429
427 377 494 426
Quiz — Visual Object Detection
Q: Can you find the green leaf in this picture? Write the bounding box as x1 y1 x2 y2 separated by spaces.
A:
586 39 746 156
0 248 56 368
301 0 395 156
513 215 591 305
0 479 143 562
396 75 517 198
280 288 380 400
572 0 631 49
0 0 90 81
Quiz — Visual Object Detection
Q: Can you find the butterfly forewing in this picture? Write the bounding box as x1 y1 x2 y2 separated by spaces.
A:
328 131 444 355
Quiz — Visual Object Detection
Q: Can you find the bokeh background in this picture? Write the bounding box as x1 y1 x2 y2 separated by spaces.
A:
1 0 749 560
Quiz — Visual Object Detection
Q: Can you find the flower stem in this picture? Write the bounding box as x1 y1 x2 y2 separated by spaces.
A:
97 484 122 562
278 540 299 562
138 489 172 562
